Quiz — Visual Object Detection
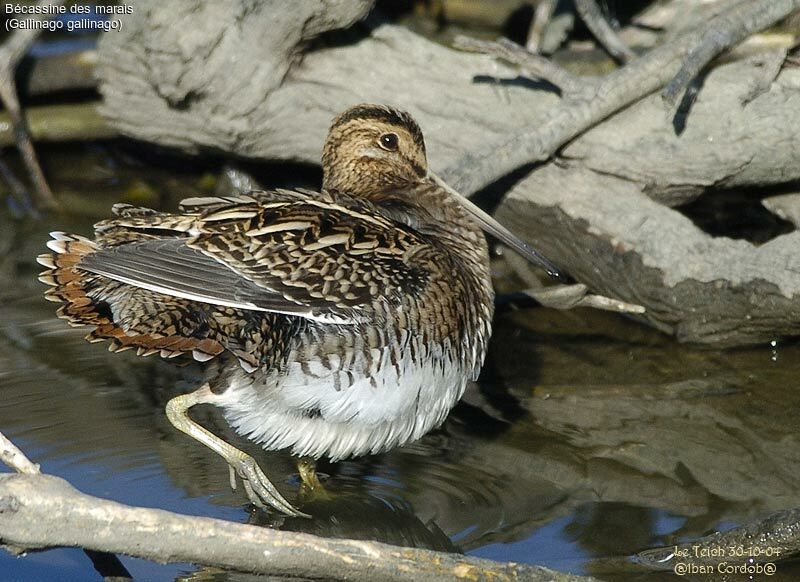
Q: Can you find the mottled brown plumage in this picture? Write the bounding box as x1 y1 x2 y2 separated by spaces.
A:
38 104 556 517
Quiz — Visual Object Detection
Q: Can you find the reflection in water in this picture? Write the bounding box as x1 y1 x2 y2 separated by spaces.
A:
251 494 458 553
2 149 800 580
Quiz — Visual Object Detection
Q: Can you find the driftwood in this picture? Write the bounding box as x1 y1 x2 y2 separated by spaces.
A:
92 0 800 346
574 0 635 63
0 431 133 581
444 0 800 196
0 431 593 582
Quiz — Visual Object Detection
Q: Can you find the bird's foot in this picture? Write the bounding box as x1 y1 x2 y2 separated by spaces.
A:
229 453 310 518
165 385 310 518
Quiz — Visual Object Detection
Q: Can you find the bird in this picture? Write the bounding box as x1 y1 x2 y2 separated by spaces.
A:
37 104 559 517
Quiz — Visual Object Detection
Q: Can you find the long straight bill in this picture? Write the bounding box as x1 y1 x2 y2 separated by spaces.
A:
428 172 562 278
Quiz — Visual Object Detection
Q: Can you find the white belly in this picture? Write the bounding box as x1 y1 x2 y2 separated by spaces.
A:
214 342 469 461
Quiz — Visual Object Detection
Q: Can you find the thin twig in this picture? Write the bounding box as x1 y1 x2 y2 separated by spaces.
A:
454 35 593 96
527 0 557 53
502 249 644 313
0 431 40 475
443 0 800 197
524 284 646 314
0 0 65 210
574 0 635 63
661 0 792 105
0 153 37 216
0 431 133 582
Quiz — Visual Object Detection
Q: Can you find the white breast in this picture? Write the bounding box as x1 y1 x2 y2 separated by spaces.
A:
215 341 469 461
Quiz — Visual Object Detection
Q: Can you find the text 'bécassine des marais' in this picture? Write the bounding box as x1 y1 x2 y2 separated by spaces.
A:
4 3 131 32
5 4 131 14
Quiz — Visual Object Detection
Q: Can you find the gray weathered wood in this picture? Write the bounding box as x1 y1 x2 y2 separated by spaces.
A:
93 0 800 345
97 1 800 203
497 164 800 346
0 473 594 581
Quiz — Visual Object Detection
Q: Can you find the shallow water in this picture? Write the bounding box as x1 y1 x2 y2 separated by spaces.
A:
2 144 800 581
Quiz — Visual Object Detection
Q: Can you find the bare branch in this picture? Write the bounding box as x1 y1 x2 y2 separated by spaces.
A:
0 153 37 215
502 249 645 314
0 472 595 581
524 284 646 314
453 35 593 96
0 0 65 209
662 0 797 105
0 432 132 581
526 0 557 53
0 431 39 475
574 0 635 63
443 0 800 196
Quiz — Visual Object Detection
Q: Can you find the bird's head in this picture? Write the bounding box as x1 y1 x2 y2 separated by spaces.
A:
322 104 428 195
321 104 562 278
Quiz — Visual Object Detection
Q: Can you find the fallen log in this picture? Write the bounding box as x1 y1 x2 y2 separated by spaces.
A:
0 460 592 582
93 0 800 346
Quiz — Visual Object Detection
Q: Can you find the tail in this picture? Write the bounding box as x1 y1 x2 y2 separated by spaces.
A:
37 231 225 362
38 232 106 326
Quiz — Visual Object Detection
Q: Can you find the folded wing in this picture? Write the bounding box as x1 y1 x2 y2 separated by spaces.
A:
78 194 432 325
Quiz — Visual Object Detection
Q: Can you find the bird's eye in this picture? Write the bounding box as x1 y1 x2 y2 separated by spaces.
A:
378 133 399 152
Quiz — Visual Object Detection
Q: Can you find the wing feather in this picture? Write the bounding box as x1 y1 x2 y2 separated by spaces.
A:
78 195 432 325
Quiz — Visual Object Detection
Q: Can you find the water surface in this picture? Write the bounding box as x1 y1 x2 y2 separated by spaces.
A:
1 144 799 581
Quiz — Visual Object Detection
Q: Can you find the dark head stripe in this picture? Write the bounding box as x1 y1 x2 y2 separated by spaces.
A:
331 104 426 154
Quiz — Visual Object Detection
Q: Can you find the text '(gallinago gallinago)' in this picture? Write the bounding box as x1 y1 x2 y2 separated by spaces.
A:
38 104 560 516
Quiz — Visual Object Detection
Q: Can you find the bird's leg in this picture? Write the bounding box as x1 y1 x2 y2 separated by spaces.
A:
165 384 309 518
297 457 323 490
297 457 330 501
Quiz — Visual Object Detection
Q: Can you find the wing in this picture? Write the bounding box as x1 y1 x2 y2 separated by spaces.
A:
78 195 432 325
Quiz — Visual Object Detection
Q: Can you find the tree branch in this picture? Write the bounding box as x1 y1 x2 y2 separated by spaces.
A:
0 431 39 475
442 0 800 196
574 0 635 63
0 431 132 581
0 471 594 581
661 0 792 105
0 0 65 209
526 0 556 53
453 35 592 96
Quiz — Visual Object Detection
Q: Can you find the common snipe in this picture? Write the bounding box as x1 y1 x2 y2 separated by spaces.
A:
38 104 559 516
